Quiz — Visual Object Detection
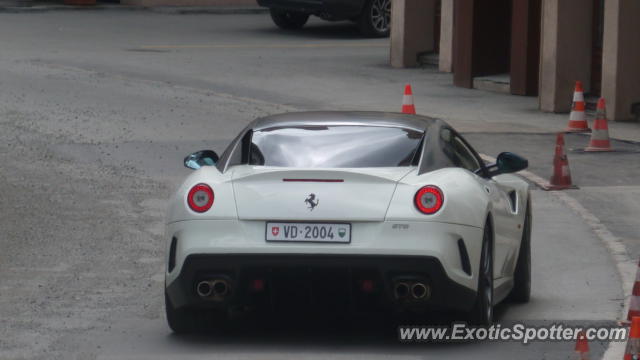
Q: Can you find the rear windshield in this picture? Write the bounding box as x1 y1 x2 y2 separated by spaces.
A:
248 125 424 168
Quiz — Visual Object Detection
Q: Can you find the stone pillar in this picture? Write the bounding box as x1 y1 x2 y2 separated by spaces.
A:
601 0 640 122
390 0 437 68
539 0 593 113
438 0 454 72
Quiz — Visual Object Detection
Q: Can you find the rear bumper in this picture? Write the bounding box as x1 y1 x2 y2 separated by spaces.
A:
165 219 483 292
165 254 477 313
256 0 364 18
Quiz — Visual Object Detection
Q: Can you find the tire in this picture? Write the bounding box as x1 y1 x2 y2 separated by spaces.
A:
357 0 391 37
165 291 194 334
269 8 310 30
508 197 532 303
470 219 494 325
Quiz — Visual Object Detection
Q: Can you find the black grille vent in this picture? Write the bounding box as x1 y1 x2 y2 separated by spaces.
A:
457 239 472 276
168 236 178 273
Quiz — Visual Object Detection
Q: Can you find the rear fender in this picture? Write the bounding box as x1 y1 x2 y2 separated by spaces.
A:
166 167 238 224
386 168 491 228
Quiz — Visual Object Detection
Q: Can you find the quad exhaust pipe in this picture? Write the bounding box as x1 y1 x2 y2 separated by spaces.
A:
196 280 213 297
394 282 410 299
394 280 430 301
411 282 429 299
196 279 231 300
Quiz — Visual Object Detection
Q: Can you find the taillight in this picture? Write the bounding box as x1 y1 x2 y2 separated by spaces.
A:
187 183 214 213
414 185 444 215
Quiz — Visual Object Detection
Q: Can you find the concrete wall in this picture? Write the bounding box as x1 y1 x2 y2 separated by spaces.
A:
539 0 593 113
121 0 256 6
602 0 640 122
438 0 454 72
390 0 436 68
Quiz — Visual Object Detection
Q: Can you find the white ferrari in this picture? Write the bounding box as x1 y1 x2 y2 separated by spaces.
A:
164 111 531 333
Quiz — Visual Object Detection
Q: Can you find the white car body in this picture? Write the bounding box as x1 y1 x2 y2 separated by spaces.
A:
164 111 531 331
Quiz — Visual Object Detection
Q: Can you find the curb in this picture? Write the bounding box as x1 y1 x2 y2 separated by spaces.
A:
0 4 267 14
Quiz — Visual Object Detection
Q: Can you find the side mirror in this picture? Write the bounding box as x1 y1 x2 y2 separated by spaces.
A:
184 150 219 170
486 152 528 177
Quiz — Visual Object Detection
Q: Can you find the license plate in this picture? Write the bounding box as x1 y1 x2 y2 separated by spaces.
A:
266 222 351 243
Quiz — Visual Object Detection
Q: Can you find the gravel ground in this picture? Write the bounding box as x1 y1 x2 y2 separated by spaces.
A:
0 94 167 359
0 57 286 359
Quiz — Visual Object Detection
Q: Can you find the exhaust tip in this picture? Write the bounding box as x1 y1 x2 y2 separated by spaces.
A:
196 281 213 298
212 280 229 297
411 282 430 300
394 282 410 299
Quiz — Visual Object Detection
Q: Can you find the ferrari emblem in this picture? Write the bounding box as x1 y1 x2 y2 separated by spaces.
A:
272 227 279 236
304 193 319 211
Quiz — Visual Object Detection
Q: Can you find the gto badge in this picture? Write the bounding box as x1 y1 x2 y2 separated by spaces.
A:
304 193 319 211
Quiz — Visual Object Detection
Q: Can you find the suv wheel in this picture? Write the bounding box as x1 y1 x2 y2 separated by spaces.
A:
270 8 310 30
358 0 391 37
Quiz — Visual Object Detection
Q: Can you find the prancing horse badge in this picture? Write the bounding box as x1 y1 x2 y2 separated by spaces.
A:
304 193 319 211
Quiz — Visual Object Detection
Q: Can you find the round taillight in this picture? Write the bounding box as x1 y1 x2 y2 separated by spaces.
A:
187 183 214 213
414 185 444 215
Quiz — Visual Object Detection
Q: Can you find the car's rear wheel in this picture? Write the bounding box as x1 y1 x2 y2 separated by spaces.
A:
165 291 194 334
470 219 494 325
270 8 310 30
508 197 532 303
358 0 391 37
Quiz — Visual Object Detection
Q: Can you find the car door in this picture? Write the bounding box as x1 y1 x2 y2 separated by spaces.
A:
440 128 513 279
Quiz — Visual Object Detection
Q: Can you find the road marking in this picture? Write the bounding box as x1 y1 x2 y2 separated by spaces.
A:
139 42 389 50
481 154 633 360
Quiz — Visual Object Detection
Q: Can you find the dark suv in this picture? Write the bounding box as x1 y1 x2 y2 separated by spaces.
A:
257 0 390 37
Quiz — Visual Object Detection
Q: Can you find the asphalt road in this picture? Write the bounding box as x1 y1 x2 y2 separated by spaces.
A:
0 11 631 360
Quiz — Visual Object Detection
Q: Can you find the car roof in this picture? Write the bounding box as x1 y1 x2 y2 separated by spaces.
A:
251 111 440 132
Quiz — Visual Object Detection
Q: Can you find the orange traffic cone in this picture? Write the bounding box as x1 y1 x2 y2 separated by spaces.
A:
624 316 640 360
627 260 640 321
574 331 589 360
566 81 591 133
402 84 416 115
544 133 576 190
585 98 613 152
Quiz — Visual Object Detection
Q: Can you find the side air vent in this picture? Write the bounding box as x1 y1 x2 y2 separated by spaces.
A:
508 190 517 212
168 236 178 273
457 239 472 276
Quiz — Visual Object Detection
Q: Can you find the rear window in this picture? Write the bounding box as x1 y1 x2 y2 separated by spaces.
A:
248 125 423 168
